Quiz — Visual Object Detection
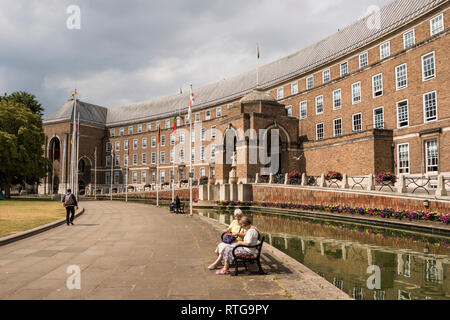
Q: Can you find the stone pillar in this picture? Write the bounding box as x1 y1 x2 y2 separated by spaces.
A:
367 174 375 191
230 184 238 201
219 184 230 201
284 173 289 185
341 174 349 189
301 239 305 253
342 245 347 260
436 174 448 196
238 184 252 202
269 173 273 184
320 174 327 187
320 241 325 256
255 173 259 184
199 184 208 201
301 173 307 186
284 236 288 250
397 174 407 193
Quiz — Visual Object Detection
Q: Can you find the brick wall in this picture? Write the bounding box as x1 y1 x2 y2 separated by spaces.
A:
252 185 450 213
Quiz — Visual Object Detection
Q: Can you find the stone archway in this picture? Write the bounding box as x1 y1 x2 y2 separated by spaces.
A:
48 137 61 194
261 123 290 176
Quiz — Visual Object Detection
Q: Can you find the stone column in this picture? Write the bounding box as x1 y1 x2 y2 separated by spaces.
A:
397 173 407 193
367 174 375 191
320 241 325 256
436 174 448 196
341 245 347 260
269 173 273 184
284 173 289 185
341 174 349 189
255 173 259 184
301 173 307 186
320 173 327 187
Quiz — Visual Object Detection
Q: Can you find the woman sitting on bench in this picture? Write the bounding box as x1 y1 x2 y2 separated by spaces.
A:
215 216 259 275
208 209 245 270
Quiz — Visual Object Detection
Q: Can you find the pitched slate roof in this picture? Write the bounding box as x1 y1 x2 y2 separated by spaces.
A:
45 0 445 127
44 98 108 126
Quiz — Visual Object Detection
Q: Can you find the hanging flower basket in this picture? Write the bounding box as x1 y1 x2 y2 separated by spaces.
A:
376 171 397 184
325 171 343 181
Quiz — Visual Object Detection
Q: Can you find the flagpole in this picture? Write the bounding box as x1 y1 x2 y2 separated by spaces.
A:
52 147 54 195
94 147 97 200
110 150 113 201
126 148 129 202
76 112 80 199
71 90 77 193
62 139 66 194
157 133 159 207
189 84 193 216
256 43 260 89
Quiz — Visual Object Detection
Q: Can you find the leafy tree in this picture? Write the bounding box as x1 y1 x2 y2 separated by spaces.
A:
0 95 49 198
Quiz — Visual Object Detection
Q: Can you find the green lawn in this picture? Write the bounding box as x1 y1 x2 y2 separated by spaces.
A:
0 200 66 238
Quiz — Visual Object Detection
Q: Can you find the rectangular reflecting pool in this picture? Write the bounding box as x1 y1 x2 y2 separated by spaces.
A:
196 209 450 300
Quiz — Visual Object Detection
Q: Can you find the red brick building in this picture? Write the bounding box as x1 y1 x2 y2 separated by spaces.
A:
40 0 449 195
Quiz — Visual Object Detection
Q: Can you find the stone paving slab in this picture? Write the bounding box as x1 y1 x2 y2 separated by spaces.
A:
0 201 350 300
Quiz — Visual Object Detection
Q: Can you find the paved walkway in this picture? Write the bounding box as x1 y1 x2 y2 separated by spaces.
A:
0 201 350 300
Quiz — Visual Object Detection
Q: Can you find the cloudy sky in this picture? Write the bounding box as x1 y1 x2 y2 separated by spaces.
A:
0 0 391 117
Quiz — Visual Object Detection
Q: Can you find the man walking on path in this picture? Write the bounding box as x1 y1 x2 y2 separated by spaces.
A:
62 189 78 225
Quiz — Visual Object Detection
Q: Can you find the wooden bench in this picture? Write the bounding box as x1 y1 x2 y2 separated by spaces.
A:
221 232 265 276
176 203 185 214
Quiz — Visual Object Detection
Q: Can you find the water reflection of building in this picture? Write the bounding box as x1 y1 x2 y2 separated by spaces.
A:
264 232 449 300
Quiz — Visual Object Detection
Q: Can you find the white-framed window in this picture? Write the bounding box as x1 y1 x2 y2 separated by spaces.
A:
105 171 111 185
170 149 174 163
316 123 324 140
191 147 195 161
380 41 390 60
180 132 185 144
142 138 147 149
170 133 175 145
119 127 124 136
430 13 444 36
359 52 368 69
315 95 324 115
277 87 284 99
372 73 383 98
179 148 184 162
205 110 211 121
160 170 165 184
195 112 200 123
216 107 222 118
227 103 233 109
423 91 437 122
150 171 156 184
322 69 330 83
133 154 137 165
137 124 142 133
200 167 206 178
191 130 195 143
165 119 170 129
422 52 435 81
170 169 174 182
161 135 166 146
106 142 112 153
124 140 129 151
146 123 151 132
201 127 206 141
200 146 205 161
141 171 146 184
142 153 147 164
211 125 216 139
333 89 341 110
395 63 408 90
211 144 216 159
115 141 120 151
286 105 292 117
156 121 160 129
133 139 138 150
151 152 156 164
151 136 156 148
352 82 361 104
403 29 415 49
176 116 181 127
397 100 409 128
352 113 362 132
340 62 348 77
114 171 120 184
291 82 298 95
110 128 115 137
425 139 438 172
185 115 190 124
306 76 314 90
299 101 307 119
128 126 133 135
160 151 165 164
333 118 342 137
124 154 128 166
373 107 384 129
132 171 137 184
114 155 120 167
397 143 410 174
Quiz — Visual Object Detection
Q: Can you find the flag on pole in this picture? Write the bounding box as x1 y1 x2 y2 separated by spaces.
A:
173 112 178 132
257 43 260 59
189 84 194 119
157 126 161 145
